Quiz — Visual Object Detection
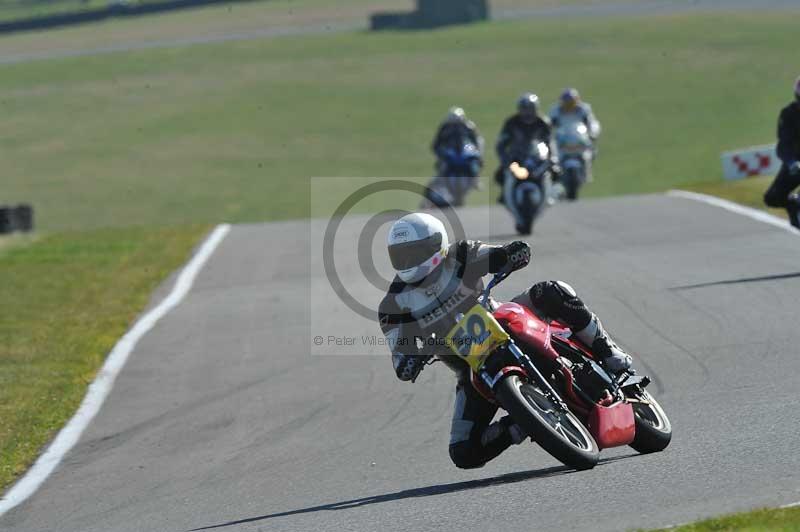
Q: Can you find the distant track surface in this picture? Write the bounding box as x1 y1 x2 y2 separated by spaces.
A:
3 194 800 531
0 0 797 64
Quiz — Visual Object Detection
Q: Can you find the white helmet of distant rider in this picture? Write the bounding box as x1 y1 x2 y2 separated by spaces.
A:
445 106 467 124
387 213 449 284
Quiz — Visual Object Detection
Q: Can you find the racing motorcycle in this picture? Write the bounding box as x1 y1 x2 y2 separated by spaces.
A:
555 121 593 201
422 142 482 209
428 266 672 470
502 141 554 235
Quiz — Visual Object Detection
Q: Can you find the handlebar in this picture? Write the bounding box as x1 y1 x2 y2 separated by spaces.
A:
478 266 513 307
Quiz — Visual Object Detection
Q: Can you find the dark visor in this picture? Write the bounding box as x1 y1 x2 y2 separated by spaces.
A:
388 233 442 270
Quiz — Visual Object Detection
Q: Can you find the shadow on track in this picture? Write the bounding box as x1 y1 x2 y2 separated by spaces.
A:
670 271 800 291
188 455 636 531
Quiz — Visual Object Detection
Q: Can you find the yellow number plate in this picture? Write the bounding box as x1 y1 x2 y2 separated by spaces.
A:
444 304 511 373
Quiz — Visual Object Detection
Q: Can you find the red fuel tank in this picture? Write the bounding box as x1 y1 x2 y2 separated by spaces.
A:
493 303 560 364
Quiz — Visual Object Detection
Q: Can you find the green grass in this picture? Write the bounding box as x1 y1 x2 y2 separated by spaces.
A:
685 175 785 215
647 505 800 531
1 11 797 231
0 224 207 491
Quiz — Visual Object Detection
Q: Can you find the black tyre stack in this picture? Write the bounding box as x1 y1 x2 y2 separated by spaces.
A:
371 0 488 30
0 204 34 234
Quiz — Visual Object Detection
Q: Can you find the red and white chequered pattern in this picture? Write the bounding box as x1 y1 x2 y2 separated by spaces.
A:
731 152 773 177
722 144 780 180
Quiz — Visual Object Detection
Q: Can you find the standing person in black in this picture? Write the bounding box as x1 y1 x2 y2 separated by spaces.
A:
764 77 800 228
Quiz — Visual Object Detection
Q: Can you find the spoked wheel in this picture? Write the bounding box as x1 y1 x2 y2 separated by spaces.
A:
626 388 672 453
495 374 599 470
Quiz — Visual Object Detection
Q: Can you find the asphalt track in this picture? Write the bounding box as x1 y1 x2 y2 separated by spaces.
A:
3 194 800 532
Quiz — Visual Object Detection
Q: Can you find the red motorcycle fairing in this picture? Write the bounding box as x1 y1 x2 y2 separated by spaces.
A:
588 402 636 449
494 302 600 364
492 302 588 413
491 302 637 449
470 366 526 405
492 303 560 364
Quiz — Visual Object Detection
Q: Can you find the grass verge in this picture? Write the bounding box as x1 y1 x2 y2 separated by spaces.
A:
684 176 787 219
2 11 798 231
647 505 800 531
0 224 208 491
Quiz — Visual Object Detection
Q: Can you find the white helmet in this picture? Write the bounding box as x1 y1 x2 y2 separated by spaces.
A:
445 106 467 124
387 213 449 284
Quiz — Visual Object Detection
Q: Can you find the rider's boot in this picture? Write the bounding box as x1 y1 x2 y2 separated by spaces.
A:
787 194 800 229
573 315 632 375
500 415 527 445
482 415 527 447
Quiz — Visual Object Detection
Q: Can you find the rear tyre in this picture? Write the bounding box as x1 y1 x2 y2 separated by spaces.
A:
627 388 672 453
495 374 599 470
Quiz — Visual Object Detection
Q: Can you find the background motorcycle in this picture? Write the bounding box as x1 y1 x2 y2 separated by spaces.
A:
555 121 593 201
427 266 672 470
502 141 554 235
422 142 482 208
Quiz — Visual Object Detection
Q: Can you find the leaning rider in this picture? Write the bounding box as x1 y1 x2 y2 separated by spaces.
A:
378 212 631 469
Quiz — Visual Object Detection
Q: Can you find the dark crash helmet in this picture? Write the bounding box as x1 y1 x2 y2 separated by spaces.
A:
517 92 540 124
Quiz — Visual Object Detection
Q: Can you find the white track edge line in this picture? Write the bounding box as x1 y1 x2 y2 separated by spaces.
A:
0 223 231 517
667 189 799 235
669 189 800 511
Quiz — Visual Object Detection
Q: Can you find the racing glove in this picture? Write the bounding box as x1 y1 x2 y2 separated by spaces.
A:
393 353 430 382
503 241 531 272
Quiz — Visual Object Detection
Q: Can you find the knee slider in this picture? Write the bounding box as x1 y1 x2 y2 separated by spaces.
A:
529 281 573 317
554 281 577 298
449 442 486 470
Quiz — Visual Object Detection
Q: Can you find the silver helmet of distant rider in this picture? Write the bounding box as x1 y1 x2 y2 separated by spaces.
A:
387 213 449 284
445 106 468 125
795 75 800 104
517 92 541 125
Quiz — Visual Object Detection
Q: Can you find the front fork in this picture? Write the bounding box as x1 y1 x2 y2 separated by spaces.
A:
480 341 570 412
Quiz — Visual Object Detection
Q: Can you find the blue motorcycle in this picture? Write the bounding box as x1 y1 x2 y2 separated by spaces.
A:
422 142 483 208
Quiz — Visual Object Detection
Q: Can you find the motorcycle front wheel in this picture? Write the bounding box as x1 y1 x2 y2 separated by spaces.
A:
495 374 599 470
562 167 582 200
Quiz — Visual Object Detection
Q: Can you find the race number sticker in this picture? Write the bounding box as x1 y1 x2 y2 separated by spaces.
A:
445 304 510 372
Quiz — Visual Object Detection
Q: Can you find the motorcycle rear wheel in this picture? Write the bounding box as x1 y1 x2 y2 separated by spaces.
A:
495 374 599 470
627 388 672 453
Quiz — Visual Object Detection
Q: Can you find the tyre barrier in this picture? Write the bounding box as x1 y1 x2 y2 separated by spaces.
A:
0 204 34 234
370 0 488 30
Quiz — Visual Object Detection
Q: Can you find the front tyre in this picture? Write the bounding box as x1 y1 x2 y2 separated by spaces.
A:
495 374 599 470
563 167 581 200
627 388 672 453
